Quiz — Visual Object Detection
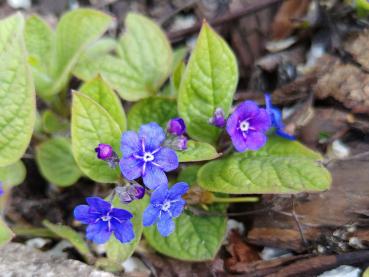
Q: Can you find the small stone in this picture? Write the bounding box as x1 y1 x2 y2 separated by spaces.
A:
260 247 292 260
318 265 361 277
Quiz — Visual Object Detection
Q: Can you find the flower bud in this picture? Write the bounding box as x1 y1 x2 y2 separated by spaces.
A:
95 144 113 160
167 118 186 136
209 108 226 128
176 135 188 150
115 184 145 204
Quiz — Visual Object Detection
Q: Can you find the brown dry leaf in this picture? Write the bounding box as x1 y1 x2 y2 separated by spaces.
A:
344 29 369 70
271 0 311 40
314 56 369 114
225 230 261 273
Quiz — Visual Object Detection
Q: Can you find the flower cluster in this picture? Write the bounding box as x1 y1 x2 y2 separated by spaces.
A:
74 96 295 245
74 121 189 244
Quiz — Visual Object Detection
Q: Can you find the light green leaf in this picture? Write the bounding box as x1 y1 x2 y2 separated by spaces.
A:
43 220 93 263
178 22 238 144
198 136 331 194
43 9 112 97
71 92 121 183
100 13 173 101
363 267 369 277
127 97 177 130
144 205 227 261
106 196 148 262
0 14 35 167
177 165 201 185
36 137 82 187
73 38 117 81
79 76 126 130
0 160 26 187
0 219 14 247
24 15 54 93
177 140 220 162
41 110 68 134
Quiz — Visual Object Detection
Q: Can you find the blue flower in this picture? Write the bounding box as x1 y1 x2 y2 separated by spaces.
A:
226 101 271 152
143 182 189 237
119 123 179 190
265 94 295 140
74 197 134 244
0 182 3 196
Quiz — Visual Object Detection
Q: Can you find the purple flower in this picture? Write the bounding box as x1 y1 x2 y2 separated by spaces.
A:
74 197 134 244
143 182 189 237
119 123 179 190
95 144 113 160
115 184 145 204
226 100 271 152
0 182 3 196
167 118 186 136
209 108 226 128
265 94 295 140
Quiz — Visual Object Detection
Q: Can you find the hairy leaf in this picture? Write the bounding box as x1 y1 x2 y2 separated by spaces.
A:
177 140 220 162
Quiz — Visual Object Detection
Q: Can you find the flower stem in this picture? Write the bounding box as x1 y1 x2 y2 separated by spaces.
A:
212 196 259 203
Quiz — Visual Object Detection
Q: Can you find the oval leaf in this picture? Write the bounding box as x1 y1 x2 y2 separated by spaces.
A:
0 160 26 187
0 219 14 247
79 76 126 130
71 92 121 183
144 207 227 261
106 196 148 262
41 110 68 134
0 14 35 167
99 13 173 101
177 140 220 162
36 137 82 187
198 136 332 194
178 22 238 144
127 97 177 130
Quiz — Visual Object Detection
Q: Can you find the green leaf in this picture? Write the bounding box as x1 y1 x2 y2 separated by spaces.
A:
177 165 201 185
36 137 82 187
71 92 121 183
79 76 126 130
106 196 148 262
363 267 369 277
176 140 220 162
178 22 238 144
41 110 68 134
24 15 54 93
99 13 173 101
0 14 35 167
0 160 26 187
127 97 177 130
0 219 14 247
43 9 112 97
43 220 93 263
144 205 227 261
73 38 117 81
198 136 332 194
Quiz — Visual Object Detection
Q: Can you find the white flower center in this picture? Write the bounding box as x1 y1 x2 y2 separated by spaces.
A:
143 152 154 162
161 200 171 212
101 215 111 222
239 120 250 132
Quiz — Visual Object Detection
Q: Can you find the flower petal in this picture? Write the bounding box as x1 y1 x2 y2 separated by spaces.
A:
154 147 178 172
111 218 135 243
236 100 260 120
110 208 133 221
150 184 168 204
226 111 240 137
119 156 143 181
168 182 189 200
86 197 111 214
249 108 271 132
143 204 160 226
169 199 186 218
138 122 165 151
230 131 248 152
120 131 140 158
86 222 112 244
142 163 167 190
157 213 175 237
74 205 98 224
245 131 267 151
